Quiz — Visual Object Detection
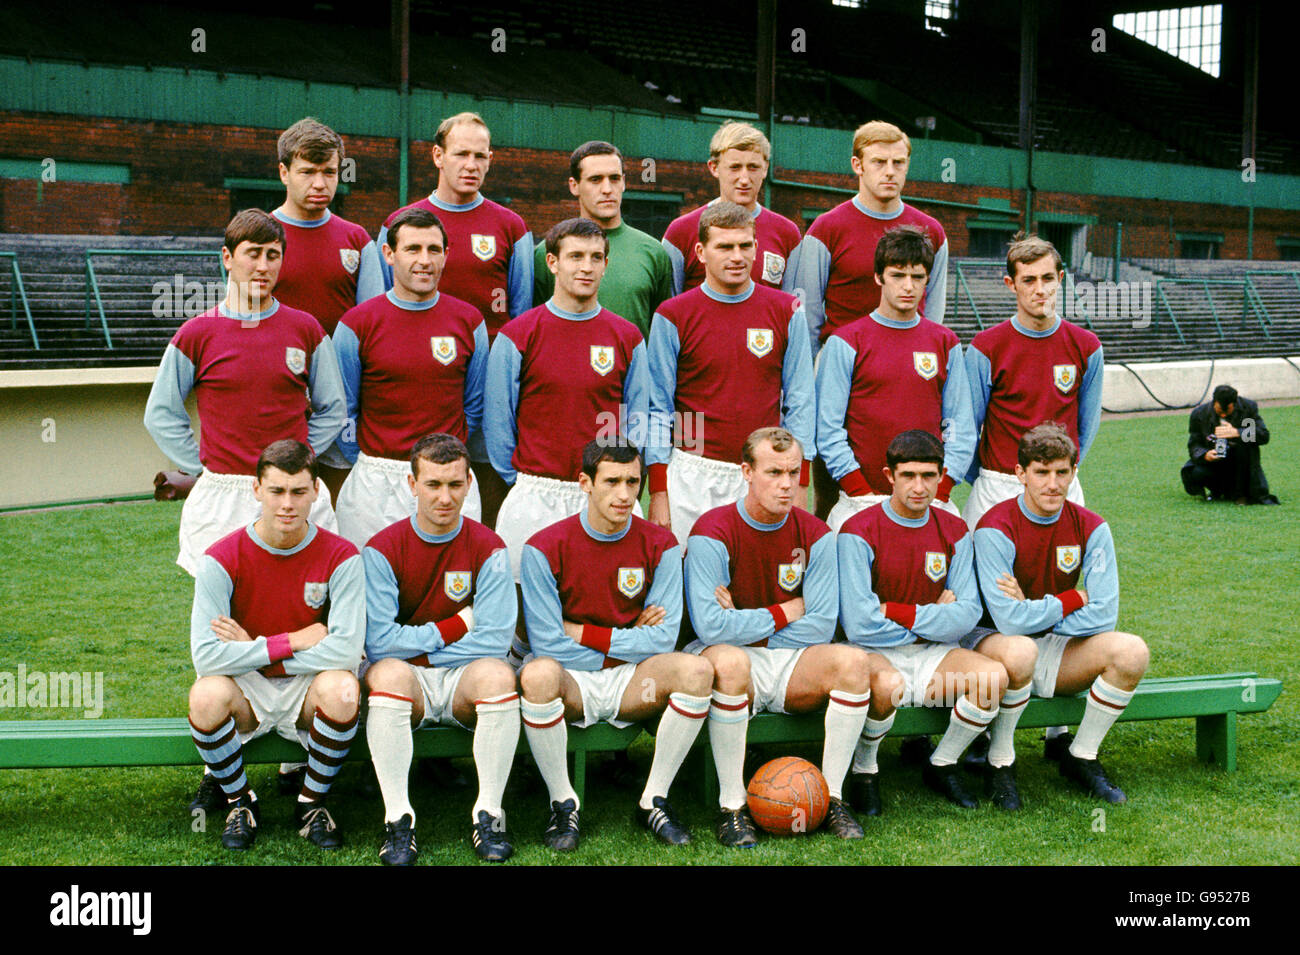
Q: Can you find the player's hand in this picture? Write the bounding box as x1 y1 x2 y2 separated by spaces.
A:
714 585 734 610
633 604 666 628
996 573 1026 601
780 597 805 624
649 491 671 529
288 623 328 652
1204 449 1220 462
936 589 957 605
1214 423 1239 440
1075 587 1089 606
211 616 252 642
456 606 475 632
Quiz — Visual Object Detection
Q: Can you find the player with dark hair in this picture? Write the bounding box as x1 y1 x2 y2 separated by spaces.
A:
816 225 974 532
533 140 673 337
362 433 519 864
332 208 488 546
661 121 801 295
186 440 364 851
684 427 869 844
1181 383 1277 504
969 423 1149 802
838 430 1036 813
647 202 815 545
518 440 711 850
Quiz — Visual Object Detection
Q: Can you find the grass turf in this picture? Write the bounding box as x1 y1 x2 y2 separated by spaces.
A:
0 407 1296 865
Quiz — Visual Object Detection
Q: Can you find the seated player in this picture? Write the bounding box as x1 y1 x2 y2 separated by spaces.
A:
518 441 711 850
970 422 1150 802
838 430 1036 812
685 427 870 844
362 433 519 864
186 440 363 851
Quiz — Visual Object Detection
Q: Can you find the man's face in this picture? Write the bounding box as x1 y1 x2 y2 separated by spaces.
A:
408 456 471 533
253 466 318 536
547 235 607 302
433 123 492 200
580 459 641 529
852 141 910 205
569 153 624 224
279 151 339 216
709 148 768 208
742 440 802 518
875 262 929 316
1005 255 1062 321
1213 401 1235 418
222 239 283 305
886 459 941 517
1016 457 1076 517
384 224 446 298
696 226 756 292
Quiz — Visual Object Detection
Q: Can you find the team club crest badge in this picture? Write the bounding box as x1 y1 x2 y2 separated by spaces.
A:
762 251 786 284
777 562 804 592
1056 545 1081 574
924 551 947 582
285 347 307 375
431 336 457 366
1053 364 1077 393
617 567 645 599
590 345 615 376
339 248 360 274
471 234 496 262
913 351 939 380
747 328 773 358
445 571 472 602
303 582 328 609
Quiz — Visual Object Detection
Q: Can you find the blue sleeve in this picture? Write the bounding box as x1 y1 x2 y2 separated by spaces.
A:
965 344 992 484
684 536 779 646
781 305 817 460
836 533 912 647
306 336 347 456
483 334 522 484
771 532 837 648
144 343 202 475
463 321 489 454
362 547 447 660
910 532 981 642
786 234 830 360
331 322 362 466
974 526 1067 636
608 546 684 660
925 239 949 324
283 553 366 674
520 544 605 670
661 238 685 297
374 229 394 290
1077 345 1104 465
645 313 679 468
623 341 650 454
355 243 385 304
940 342 976 487
190 555 275 676
1057 523 1120 637
430 548 518 666
814 335 859 482
508 233 534 318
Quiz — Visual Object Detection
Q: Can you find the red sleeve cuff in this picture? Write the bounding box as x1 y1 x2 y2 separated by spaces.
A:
766 603 789 632
882 602 917 630
839 469 872 497
436 614 469 645
580 624 613 655
936 472 956 502
648 463 668 495
266 633 293 663
1057 589 1085 616
799 460 811 486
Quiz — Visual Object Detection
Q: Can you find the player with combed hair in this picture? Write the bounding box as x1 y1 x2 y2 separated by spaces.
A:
816 225 974 532
362 433 519 864
838 430 1037 813
969 423 1149 803
647 202 815 546
332 208 488 546
684 427 870 845
518 441 711 850
661 120 801 295
186 440 364 851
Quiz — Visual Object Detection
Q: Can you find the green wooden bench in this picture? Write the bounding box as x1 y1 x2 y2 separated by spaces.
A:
0 673 1281 804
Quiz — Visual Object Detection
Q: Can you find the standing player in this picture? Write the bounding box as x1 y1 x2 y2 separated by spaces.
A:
186 440 363 851
376 111 532 528
518 441 712 850
661 121 801 295
145 209 345 576
816 226 974 532
533 141 673 337
970 424 1149 802
332 208 488 546
838 430 1036 813
685 427 869 844
362 433 519 864
647 202 815 545
963 233 1102 530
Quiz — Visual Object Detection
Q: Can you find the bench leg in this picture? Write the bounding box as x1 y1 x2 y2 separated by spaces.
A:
1196 712 1237 772
573 750 586 805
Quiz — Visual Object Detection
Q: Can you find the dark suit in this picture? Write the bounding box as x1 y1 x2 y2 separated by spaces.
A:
1181 397 1275 503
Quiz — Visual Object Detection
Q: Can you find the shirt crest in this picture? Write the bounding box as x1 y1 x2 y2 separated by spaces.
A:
1053 364 1077 393
777 561 803 592
471 234 496 262
924 551 947 582
1056 544 1081 575
285 347 307 375
444 571 472 602
339 248 360 274
762 251 786 284
913 351 939 380
617 566 645 599
746 328 773 358
303 581 328 609
431 336 457 366
590 345 615 376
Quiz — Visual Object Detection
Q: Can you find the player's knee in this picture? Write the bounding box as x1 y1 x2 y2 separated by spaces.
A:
706 645 750 693
1003 636 1038 688
1113 632 1150 682
470 657 518 698
981 662 1008 707
676 654 714 697
315 671 360 719
188 676 235 723
871 667 904 712
519 657 562 702
364 658 409 695
835 646 872 693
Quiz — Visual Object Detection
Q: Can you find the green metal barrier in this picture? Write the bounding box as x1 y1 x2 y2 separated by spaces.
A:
953 260 986 331
0 252 37 349
84 248 225 349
